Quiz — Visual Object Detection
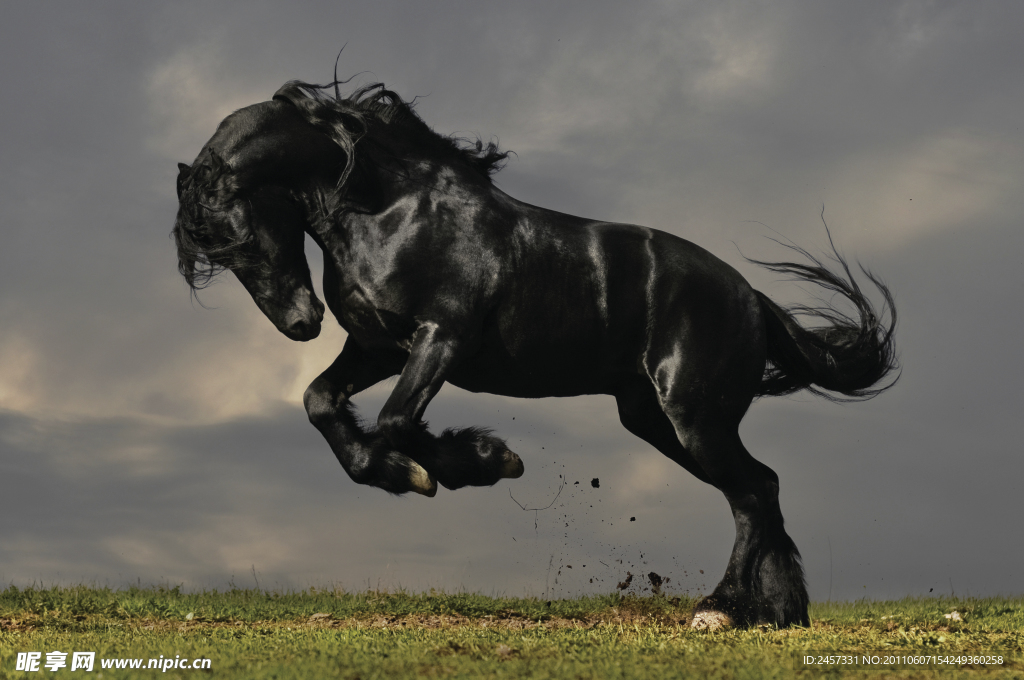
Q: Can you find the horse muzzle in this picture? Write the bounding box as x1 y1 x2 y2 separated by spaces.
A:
282 315 322 341
278 295 325 341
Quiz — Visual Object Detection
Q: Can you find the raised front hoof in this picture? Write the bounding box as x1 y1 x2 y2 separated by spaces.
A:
690 610 734 631
407 461 437 497
500 450 524 479
428 429 521 489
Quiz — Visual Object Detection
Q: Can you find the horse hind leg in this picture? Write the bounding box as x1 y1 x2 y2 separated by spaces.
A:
675 416 809 628
615 380 712 485
618 378 809 628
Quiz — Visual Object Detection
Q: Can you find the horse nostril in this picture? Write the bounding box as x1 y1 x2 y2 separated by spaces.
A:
285 315 321 341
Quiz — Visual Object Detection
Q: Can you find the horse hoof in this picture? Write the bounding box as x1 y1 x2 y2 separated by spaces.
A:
408 462 437 497
500 450 524 479
690 610 733 631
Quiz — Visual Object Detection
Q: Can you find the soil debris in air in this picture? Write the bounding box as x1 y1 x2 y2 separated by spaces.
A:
591 478 600 488
648 572 666 596
616 572 633 590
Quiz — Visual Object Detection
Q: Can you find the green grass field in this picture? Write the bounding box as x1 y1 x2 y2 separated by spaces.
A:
2 586 1022 678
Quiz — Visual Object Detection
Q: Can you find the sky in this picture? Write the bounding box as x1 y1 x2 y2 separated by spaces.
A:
1 1 1022 602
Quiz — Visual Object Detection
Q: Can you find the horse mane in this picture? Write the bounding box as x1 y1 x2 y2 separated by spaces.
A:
275 80 511 182
173 147 262 294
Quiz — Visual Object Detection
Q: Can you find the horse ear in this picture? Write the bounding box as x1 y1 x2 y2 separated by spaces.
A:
176 162 191 200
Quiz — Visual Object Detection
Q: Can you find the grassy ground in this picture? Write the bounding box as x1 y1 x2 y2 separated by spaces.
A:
1 586 1022 678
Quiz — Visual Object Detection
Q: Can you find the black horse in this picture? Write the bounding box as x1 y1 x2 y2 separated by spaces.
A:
173 79 897 629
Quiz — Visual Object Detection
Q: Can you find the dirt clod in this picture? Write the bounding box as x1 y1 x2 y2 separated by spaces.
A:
648 572 663 595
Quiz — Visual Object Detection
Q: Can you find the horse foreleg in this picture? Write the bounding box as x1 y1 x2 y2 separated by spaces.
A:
377 322 523 490
303 338 437 496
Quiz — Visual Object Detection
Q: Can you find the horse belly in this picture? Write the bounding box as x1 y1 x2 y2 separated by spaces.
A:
447 349 626 397
449 304 644 398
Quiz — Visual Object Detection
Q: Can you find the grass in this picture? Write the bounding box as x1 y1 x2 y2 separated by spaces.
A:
1 586 1022 678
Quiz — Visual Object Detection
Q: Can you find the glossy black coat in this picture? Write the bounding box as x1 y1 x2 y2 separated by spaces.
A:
174 81 898 628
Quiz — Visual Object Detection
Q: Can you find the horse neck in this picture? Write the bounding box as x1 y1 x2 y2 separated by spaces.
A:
309 153 488 252
364 152 478 209
376 153 460 196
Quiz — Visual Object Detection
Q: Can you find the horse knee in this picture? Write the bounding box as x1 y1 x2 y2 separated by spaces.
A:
303 378 344 425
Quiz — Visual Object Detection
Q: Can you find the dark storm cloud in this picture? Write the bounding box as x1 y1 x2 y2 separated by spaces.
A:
1 1 1022 599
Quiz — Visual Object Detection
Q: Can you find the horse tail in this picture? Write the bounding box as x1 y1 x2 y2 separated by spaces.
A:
749 239 899 401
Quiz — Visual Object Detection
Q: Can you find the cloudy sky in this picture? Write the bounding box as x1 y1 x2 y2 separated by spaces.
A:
2 1 1022 602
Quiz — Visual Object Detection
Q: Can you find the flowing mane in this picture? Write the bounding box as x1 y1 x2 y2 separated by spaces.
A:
275 80 510 182
173 146 256 293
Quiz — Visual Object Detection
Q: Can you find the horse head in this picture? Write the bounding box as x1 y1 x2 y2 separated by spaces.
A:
173 99 350 341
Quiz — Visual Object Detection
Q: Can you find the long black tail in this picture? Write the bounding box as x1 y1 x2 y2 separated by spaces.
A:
750 236 899 402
